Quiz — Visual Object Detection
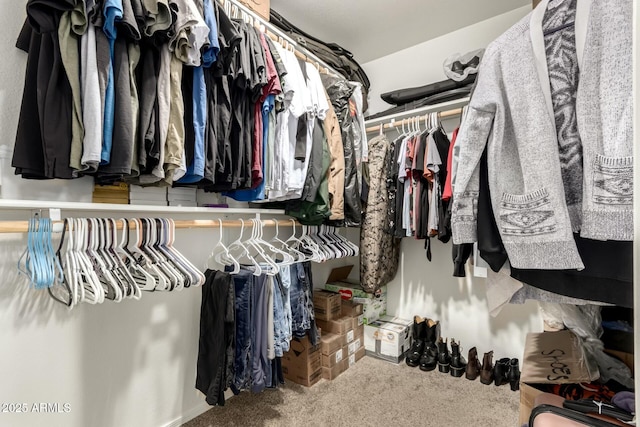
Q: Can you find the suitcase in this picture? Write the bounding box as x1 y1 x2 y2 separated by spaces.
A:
530 405 624 427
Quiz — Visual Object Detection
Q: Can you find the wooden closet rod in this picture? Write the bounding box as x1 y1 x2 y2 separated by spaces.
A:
0 219 301 234
217 0 340 78
365 107 463 134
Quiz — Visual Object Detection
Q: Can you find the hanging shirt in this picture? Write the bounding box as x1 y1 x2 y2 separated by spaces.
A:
81 0 102 172
426 132 442 236
141 0 172 36
201 0 219 67
168 0 209 66
59 2 87 174
101 0 123 165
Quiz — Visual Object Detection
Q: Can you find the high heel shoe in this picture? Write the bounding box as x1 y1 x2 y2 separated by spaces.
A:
507 358 520 391
480 351 494 385
494 358 510 386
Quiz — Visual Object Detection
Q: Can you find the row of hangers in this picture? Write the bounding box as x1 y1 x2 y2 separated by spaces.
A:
19 217 205 308
380 111 446 137
207 219 358 276
19 215 358 307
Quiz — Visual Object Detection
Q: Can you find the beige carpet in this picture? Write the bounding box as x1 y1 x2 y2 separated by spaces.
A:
184 356 520 427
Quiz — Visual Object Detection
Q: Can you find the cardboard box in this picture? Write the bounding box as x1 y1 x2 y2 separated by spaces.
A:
238 0 270 21
321 333 342 356
364 320 412 364
313 290 342 321
322 358 348 381
325 266 387 324
518 331 595 426
322 347 345 368
349 346 366 368
348 336 363 355
351 314 364 330
316 316 353 336
341 300 364 318
282 335 322 387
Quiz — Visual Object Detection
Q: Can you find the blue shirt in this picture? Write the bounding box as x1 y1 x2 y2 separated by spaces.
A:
101 0 123 165
201 0 220 68
177 67 206 184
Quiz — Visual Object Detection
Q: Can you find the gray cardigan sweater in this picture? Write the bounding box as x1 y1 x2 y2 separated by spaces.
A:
452 0 633 270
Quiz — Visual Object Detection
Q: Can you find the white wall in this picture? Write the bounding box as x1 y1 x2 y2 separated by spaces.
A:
0 4 359 426
364 6 531 116
362 5 543 360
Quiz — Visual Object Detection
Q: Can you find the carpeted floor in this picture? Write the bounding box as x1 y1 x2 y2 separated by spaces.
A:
184 356 520 427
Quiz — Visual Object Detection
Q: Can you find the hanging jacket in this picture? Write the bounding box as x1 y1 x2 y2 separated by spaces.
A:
360 134 400 293
322 74 361 227
452 0 632 270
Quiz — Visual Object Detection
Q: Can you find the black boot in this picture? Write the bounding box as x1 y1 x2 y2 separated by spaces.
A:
419 319 440 371
465 347 481 380
507 358 520 391
494 358 510 386
437 337 451 373
449 339 467 377
405 316 427 367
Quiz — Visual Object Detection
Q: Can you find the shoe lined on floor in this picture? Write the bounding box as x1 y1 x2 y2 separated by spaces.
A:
465 347 481 380
508 358 520 391
480 351 494 385
437 337 451 373
406 316 427 367
449 339 467 378
494 358 510 386
419 319 440 371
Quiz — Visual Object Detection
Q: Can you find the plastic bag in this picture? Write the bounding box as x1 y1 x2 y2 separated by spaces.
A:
539 302 634 389
443 49 485 82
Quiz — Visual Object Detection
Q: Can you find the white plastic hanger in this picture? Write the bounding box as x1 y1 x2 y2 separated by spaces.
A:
227 219 262 276
210 219 240 273
117 218 152 296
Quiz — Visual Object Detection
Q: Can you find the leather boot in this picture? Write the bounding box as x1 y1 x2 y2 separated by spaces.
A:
419 319 440 371
405 316 427 367
436 337 451 373
465 347 481 380
507 358 520 391
449 339 467 377
494 358 510 386
480 351 494 385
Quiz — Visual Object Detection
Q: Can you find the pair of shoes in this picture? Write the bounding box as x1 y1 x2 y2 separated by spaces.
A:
494 358 520 390
405 316 440 372
479 353 520 390
436 337 467 377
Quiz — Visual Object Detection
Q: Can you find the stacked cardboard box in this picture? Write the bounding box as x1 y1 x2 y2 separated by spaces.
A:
324 266 387 324
92 182 129 204
317 299 365 380
313 290 342 321
168 187 197 207
364 315 413 364
281 335 322 387
129 185 167 206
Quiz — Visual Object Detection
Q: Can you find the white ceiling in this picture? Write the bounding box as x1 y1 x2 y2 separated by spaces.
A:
270 0 530 63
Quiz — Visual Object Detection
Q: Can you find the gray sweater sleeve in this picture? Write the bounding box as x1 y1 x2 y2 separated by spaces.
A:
451 49 499 245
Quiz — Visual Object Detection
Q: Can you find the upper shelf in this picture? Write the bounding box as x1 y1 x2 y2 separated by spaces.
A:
364 97 470 126
0 199 286 215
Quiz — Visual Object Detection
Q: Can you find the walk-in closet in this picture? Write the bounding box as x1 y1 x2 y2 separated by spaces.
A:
0 1 636 426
